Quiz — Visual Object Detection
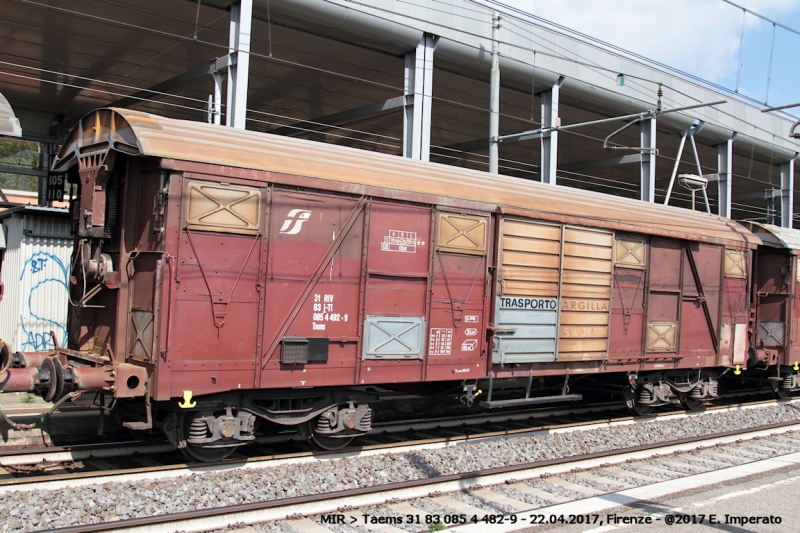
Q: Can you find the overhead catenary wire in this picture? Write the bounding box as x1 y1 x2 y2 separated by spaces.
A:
765 23 777 105
735 8 746 93
2 61 785 197
15 0 798 139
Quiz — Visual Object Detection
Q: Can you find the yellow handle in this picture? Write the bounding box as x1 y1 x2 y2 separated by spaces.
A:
794 362 799 371
474 389 482 398
734 364 741 376
178 390 196 409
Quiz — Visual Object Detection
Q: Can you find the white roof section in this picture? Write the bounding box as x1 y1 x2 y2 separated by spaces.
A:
0 92 22 138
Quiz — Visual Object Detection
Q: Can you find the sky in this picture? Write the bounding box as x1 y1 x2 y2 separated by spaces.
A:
495 0 800 113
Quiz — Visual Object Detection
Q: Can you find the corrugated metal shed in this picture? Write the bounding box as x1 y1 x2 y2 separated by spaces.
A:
745 222 800 253
0 206 71 352
54 108 759 248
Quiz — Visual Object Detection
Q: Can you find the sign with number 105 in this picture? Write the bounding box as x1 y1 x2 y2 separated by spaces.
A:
46 173 65 202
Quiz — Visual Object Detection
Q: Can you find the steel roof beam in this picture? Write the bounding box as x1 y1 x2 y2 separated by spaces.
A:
781 158 796 228
227 0 253 129
267 96 406 137
540 76 564 185
404 33 438 161
717 134 736 219
558 154 642 172
110 56 233 110
0 164 47 177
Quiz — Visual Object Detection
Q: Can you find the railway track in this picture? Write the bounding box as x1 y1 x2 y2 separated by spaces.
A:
0 397 798 533
0 393 781 471
18 411 800 533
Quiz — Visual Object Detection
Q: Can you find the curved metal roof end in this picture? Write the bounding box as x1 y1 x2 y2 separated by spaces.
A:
744 222 800 251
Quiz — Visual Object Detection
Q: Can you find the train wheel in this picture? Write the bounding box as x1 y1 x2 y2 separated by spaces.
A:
623 386 653 416
678 392 703 411
770 381 790 400
299 418 354 451
180 412 238 462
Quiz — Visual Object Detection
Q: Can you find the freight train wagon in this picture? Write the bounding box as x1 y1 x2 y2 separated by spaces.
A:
0 108 791 461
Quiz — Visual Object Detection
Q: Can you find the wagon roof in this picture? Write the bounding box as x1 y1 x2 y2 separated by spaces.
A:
53 108 760 248
744 222 800 252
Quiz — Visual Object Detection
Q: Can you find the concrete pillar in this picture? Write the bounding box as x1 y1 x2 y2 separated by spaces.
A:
781 157 796 228
716 133 736 219
226 0 252 129
404 33 438 161
540 76 564 184
640 118 656 202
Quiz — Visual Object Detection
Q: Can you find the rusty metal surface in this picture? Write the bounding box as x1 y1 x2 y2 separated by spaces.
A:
52 109 761 248
746 222 800 252
609 267 645 359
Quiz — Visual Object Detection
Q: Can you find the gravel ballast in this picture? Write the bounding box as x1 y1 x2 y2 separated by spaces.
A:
2 403 800 532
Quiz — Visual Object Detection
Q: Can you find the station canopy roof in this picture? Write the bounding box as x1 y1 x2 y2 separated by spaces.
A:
1 0 798 224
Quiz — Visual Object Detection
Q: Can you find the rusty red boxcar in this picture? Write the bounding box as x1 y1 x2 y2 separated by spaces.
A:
2 108 797 461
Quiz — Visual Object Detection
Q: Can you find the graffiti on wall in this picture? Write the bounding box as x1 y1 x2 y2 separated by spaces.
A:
19 251 68 351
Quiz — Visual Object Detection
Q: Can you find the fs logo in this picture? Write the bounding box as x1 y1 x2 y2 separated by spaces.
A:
279 209 312 235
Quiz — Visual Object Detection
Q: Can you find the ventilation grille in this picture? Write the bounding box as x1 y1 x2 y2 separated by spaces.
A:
281 338 308 364
646 322 678 352
437 213 487 255
185 180 262 234
615 236 647 269
724 250 746 278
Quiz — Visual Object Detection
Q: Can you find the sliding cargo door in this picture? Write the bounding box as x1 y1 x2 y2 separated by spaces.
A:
558 227 614 361
645 238 682 354
721 248 748 366
494 218 612 364
169 178 266 396
754 248 791 359
359 201 430 384
426 211 489 381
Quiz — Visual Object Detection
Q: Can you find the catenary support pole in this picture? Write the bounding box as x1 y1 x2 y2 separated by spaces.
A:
489 12 501 174
640 118 656 202
540 76 564 184
226 0 252 129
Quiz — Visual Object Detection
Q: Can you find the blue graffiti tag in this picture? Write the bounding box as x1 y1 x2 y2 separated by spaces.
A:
19 251 68 351
30 257 48 274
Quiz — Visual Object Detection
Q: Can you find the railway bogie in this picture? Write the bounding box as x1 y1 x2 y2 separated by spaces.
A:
0 108 797 460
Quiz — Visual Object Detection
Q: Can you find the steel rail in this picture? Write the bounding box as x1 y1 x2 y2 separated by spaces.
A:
1 397 795 492
0 393 782 467
0 391 776 467
33 419 800 533
0 401 622 464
